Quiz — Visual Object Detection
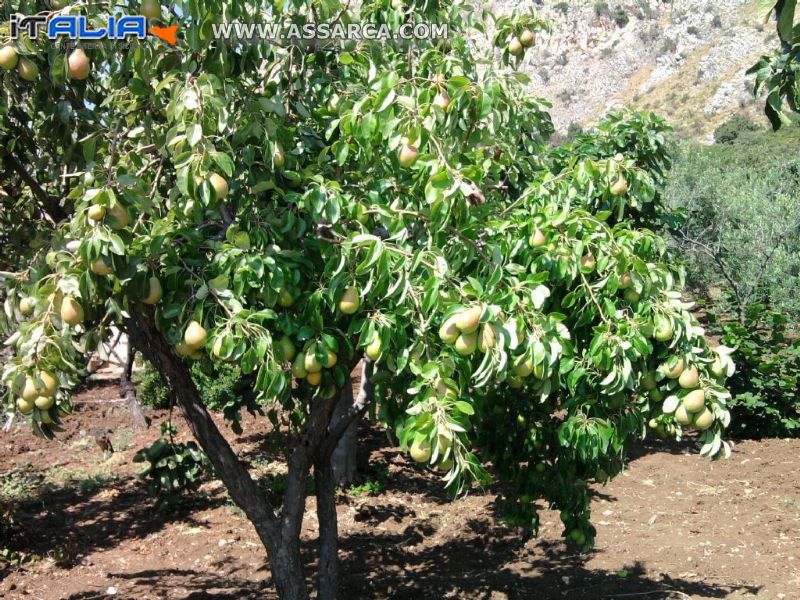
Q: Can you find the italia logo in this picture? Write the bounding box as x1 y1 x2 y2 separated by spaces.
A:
9 15 179 46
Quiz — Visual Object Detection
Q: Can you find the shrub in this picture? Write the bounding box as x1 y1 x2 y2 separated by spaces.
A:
594 1 611 18
134 358 256 432
664 136 800 321
707 306 800 438
713 113 760 144
613 8 629 27
555 1 569 14
133 421 211 509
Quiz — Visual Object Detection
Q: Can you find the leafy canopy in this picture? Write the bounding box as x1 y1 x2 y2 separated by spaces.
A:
1 0 733 547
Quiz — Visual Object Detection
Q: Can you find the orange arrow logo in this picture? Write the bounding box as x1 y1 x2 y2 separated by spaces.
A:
149 24 179 45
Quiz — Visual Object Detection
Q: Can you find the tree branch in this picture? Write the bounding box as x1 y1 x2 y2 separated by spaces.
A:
0 151 67 224
125 305 280 543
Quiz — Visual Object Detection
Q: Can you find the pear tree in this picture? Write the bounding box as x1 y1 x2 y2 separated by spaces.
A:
0 1 734 598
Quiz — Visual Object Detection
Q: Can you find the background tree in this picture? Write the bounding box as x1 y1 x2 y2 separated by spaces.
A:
1 1 733 598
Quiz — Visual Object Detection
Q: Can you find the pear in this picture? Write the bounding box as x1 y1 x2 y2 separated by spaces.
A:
142 276 163 305
610 173 628 196
61 297 84 326
454 306 481 334
454 331 478 356
339 286 360 314
184 321 207 349
67 48 90 80
398 144 419 168
365 335 382 360
140 0 162 20
678 366 700 389
17 57 39 81
208 173 229 200
0 46 19 70
520 29 535 47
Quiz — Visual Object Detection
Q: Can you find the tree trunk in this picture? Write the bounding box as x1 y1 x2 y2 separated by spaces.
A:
314 360 377 597
330 381 359 486
314 458 338 600
120 342 148 431
125 306 309 599
125 306 372 600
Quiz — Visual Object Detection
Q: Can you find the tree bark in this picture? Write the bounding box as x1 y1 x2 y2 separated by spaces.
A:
330 381 358 486
314 457 338 600
314 360 377 597
120 342 149 431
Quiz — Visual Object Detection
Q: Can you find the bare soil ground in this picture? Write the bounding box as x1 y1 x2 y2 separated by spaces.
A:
1 383 798 599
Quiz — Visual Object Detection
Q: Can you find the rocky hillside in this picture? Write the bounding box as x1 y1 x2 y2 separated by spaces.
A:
492 0 776 141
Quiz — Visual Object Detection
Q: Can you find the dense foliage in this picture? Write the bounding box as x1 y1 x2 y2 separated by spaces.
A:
663 130 800 321
0 1 735 596
707 305 800 438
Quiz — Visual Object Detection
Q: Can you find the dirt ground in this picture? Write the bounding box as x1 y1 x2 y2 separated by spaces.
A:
1 383 798 600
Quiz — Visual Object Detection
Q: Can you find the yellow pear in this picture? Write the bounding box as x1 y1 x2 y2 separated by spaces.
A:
291 354 308 378
398 144 419 168
67 48 90 80
143 276 163 304
209 173 229 200
409 439 432 463
610 173 628 196
16 397 34 415
306 371 322 386
678 366 700 389
61 297 84 326
663 357 684 379
304 349 322 373
0 46 19 70
520 29 535 47
682 389 706 413
20 297 35 316
184 321 207 349
323 349 337 368
365 335 382 360
478 325 496 352
90 258 113 276
278 289 295 308
339 286 360 314
140 0 162 19
87 203 106 221
438 316 459 344
508 37 523 56
107 203 130 229
34 395 55 410
277 336 296 362
17 57 39 81
454 306 481 334
692 407 714 431
529 228 546 248
454 331 478 356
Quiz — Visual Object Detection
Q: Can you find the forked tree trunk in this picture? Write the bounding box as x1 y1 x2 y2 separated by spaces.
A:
125 306 373 600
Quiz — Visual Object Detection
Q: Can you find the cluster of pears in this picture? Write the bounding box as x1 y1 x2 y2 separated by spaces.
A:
438 305 490 356
87 202 130 230
0 45 38 81
291 343 338 386
177 320 207 360
507 29 536 58
508 351 545 389
15 371 59 424
409 433 454 472
663 358 714 431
